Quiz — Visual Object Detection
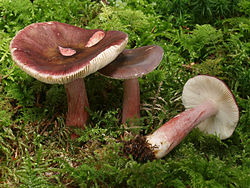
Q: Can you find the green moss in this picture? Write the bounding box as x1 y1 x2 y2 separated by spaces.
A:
88 4 158 48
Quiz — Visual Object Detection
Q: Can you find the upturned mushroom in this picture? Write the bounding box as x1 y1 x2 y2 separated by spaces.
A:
99 45 164 124
10 21 128 131
124 75 239 161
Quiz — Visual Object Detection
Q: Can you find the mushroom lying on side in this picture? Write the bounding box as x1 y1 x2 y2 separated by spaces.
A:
10 21 128 132
99 45 164 125
124 75 239 161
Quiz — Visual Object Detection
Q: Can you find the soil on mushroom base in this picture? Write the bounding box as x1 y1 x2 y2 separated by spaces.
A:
123 135 156 162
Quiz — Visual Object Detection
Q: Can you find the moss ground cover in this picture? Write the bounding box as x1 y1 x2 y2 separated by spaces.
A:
0 0 249 187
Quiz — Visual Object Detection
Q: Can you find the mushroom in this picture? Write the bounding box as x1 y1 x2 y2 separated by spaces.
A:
10 21 128 131
99 45 164 125
123 75 239 161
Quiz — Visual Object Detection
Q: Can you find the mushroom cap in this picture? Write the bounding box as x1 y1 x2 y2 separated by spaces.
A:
182 75 239 139
10 21 128 84
98 45 164 79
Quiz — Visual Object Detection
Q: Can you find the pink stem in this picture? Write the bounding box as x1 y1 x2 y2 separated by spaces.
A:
122 78 140 125
149 100 218 158
64 78 89 129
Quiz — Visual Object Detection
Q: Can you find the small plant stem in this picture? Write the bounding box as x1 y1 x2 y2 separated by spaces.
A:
122 78 140 125
148 100 218 158
64 78 89 129
151 80 163 115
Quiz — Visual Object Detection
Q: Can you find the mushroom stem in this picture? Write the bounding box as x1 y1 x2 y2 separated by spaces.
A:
122 78 140 125
148 100 218 159
64 78 89 129
124 100 218 161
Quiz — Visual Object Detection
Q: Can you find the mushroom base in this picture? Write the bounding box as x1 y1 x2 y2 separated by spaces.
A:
123 135 156 162
122 78 140 125
65 78 89 129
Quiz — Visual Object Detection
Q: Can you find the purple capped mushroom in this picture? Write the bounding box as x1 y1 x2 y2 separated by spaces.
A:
99 45 164 125
10 21 128 134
